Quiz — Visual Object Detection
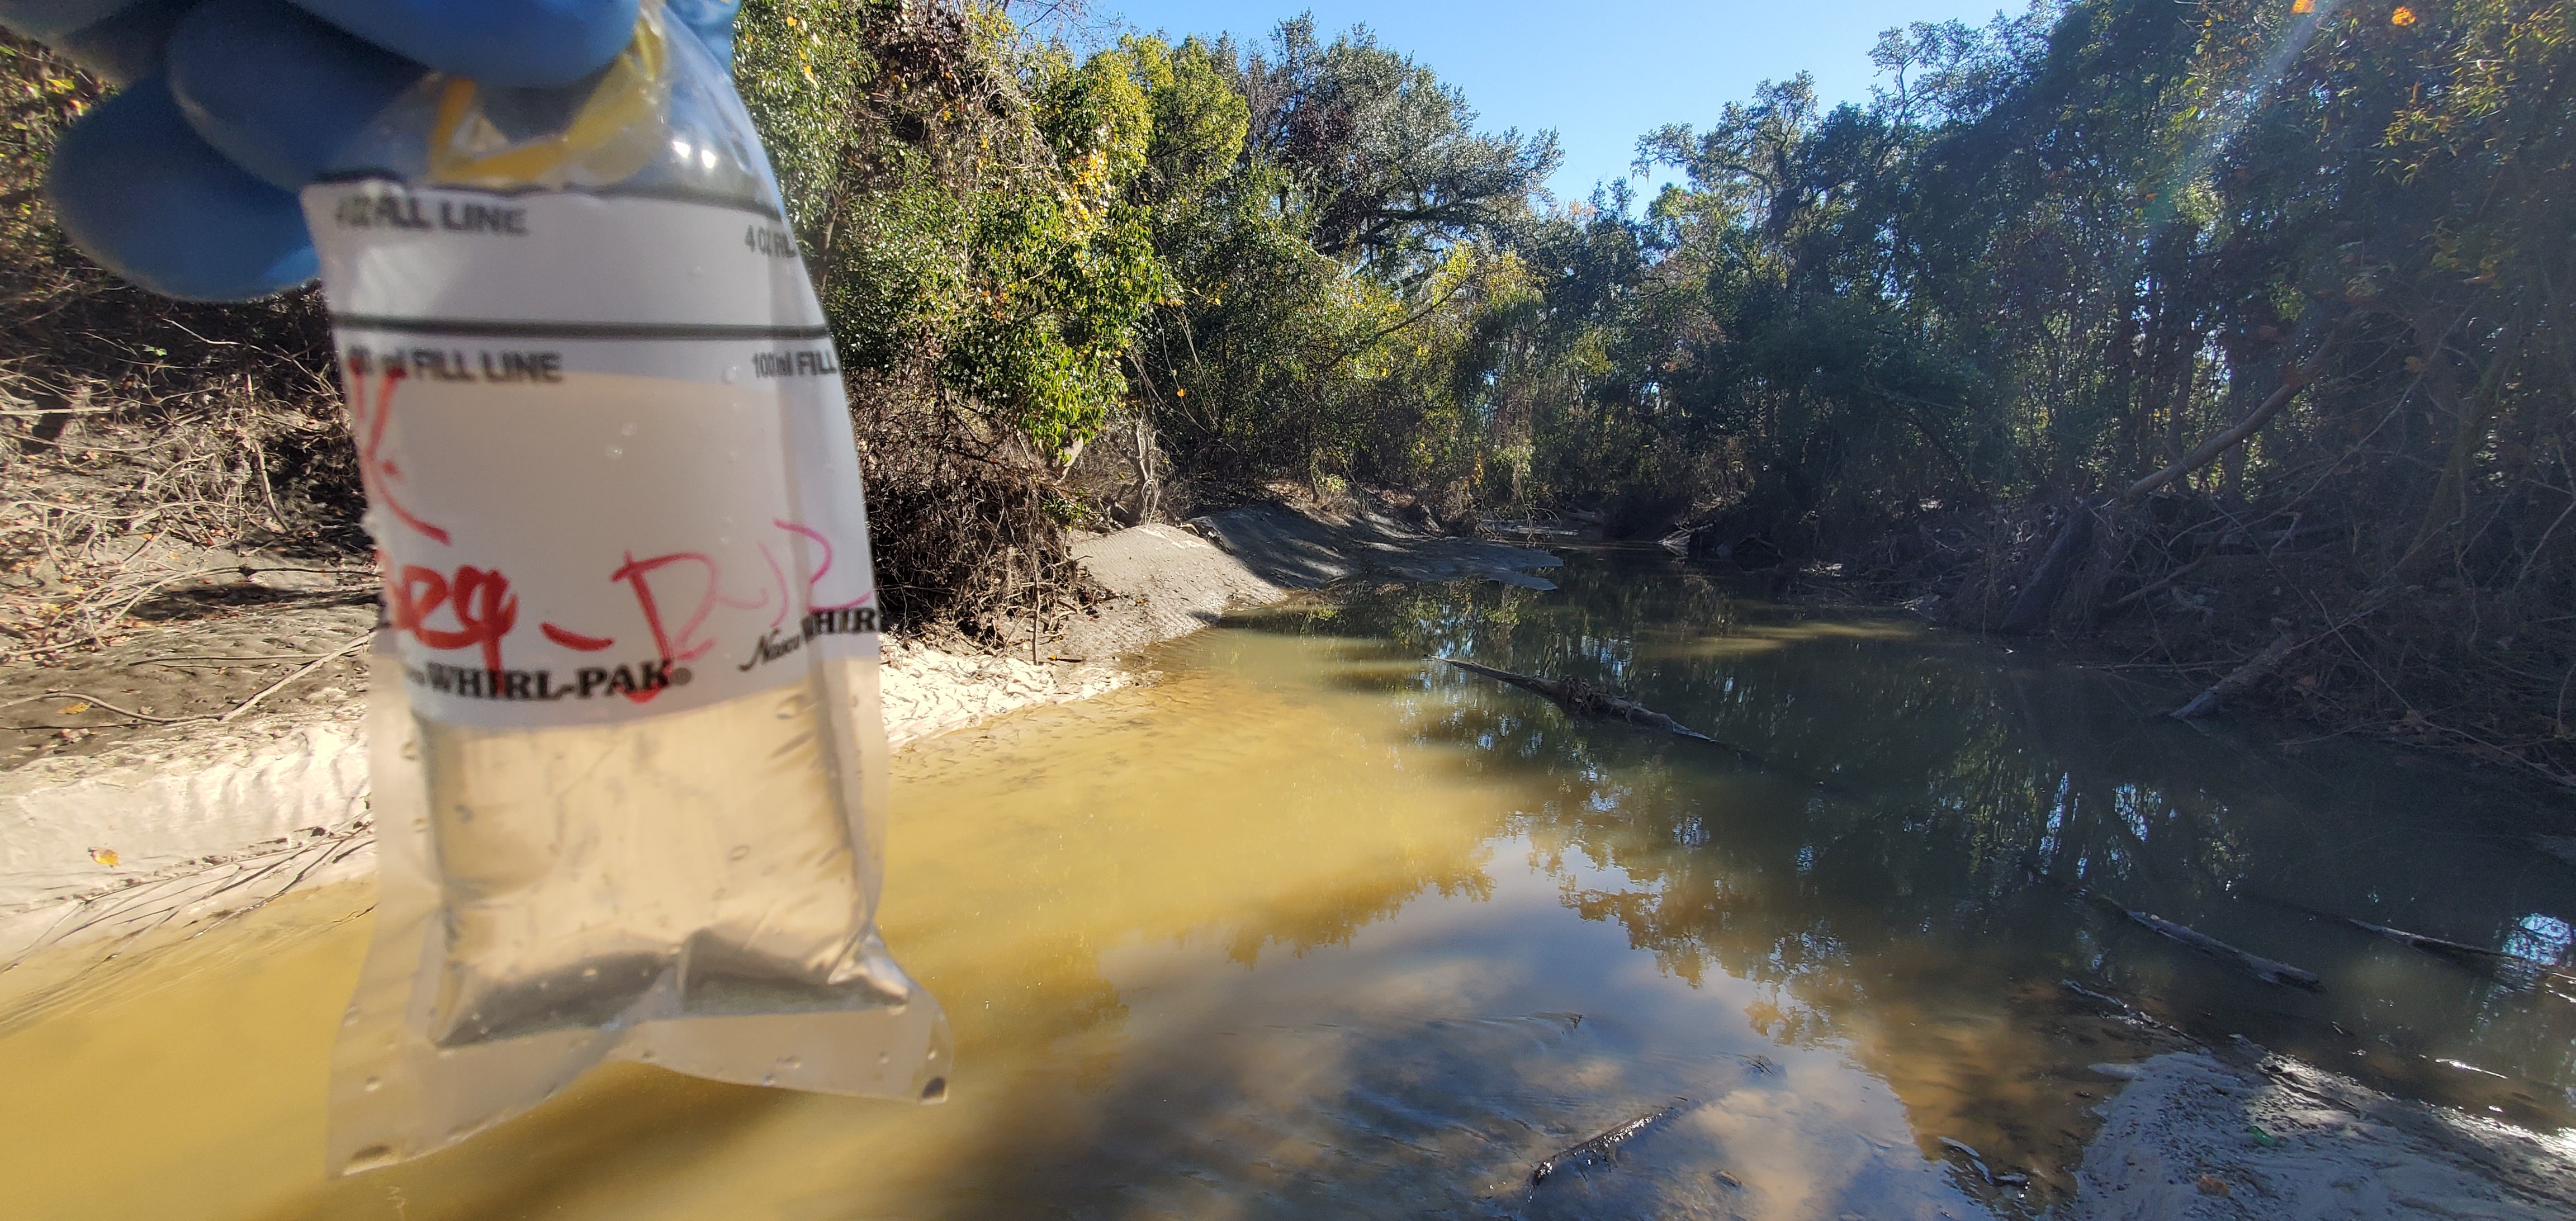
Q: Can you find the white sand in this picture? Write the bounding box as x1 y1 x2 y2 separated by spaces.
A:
2071 1049 2576 1220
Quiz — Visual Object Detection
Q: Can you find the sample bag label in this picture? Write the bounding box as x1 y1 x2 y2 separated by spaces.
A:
305 181 881 728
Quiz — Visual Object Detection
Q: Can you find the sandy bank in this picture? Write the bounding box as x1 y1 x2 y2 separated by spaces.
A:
2069 1047 2576 1219
0 507 1560 963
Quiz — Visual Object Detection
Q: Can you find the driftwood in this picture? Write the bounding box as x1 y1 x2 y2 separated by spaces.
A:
2061 978 2168 1028
2002 324 2340 633
1529 1099 1688 1189
1935 1137 2026 1187
2171 578 2409 720
1436 657 1723 745
2102 555 2210 616
2253 895 2576 985
2076 889 2324 991
1436 658 1849 790
2170 630 2303 720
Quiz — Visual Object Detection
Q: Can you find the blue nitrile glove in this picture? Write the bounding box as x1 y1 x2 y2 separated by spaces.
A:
2 0 740 301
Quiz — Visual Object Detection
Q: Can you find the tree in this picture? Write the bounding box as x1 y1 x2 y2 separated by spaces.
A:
1232 17 1560 280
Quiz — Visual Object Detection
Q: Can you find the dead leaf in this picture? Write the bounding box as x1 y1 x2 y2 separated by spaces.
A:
58 701 89 716
88 846 119 867
2196 1173 2231 1197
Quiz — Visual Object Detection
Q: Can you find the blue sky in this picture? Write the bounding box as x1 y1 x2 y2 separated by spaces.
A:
1082 2 2029 201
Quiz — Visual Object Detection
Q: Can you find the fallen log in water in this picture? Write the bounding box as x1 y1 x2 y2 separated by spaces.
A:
2100 555 2210 618
2075 889 2324 991
1529 1099 1688 1189
1436 657 1720 743
2252 895 2576 985
2060 978 2168 1028
2170 580 2400 720
1434 657 1848 790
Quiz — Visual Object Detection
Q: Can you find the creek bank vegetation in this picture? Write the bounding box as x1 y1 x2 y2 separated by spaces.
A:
3 0 1561 660
7 1 2574 783
1600 0 2576 788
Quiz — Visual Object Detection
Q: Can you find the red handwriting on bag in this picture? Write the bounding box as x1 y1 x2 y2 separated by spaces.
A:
387 520 869 704
345 360 450 545
589 523 848 651
774 520 869 611
534 551 766 705
386 561 518 670
609 551 730 666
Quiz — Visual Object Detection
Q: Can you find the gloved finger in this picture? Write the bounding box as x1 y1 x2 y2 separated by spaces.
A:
664 0 740 70
285 0 640 88
46 75 316 300
167 0 422 192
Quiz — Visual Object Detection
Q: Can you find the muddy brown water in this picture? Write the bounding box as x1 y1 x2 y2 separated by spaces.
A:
5 547 2573 1219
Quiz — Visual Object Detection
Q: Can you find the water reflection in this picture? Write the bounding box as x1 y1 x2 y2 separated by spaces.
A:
3 547 2571 1220
1251 548 2576 1138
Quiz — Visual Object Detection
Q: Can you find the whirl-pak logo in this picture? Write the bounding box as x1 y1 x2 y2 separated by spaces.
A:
410 659 693 701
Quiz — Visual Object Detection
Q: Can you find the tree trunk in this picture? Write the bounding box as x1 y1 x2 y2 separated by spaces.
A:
2395 315 2523 581
2000 499 2097 633
2125 313 2341 502
2125 371 2308 500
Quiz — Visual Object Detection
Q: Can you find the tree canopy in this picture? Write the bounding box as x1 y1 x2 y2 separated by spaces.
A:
729 0 2574 771
13 0 2565 766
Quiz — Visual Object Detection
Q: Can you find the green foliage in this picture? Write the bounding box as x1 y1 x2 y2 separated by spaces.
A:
1110 21 1564 506
733 0 1168 458
10 0 2566 750
944 44 1164 455
1234 17 1561 280
1492 0 2573 575
724 0 2573 656
728 7 1566 503
1128 36 1249 198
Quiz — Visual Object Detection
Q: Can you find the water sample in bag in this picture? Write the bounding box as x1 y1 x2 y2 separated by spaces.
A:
311 1 948 1173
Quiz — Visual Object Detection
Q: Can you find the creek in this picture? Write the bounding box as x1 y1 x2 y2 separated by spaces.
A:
4 547 2572 1219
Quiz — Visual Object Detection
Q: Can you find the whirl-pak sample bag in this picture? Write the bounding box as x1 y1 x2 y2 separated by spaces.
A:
312 2 948 1173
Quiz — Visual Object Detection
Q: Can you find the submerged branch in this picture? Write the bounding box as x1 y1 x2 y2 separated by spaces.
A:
1437 656 1717 742
2073 888 2324 991
1433 657 1846 790
1529 1098 1688 1190
2252 895 2576 985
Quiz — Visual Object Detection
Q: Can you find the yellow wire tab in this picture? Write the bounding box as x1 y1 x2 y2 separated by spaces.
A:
427 0 671 188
